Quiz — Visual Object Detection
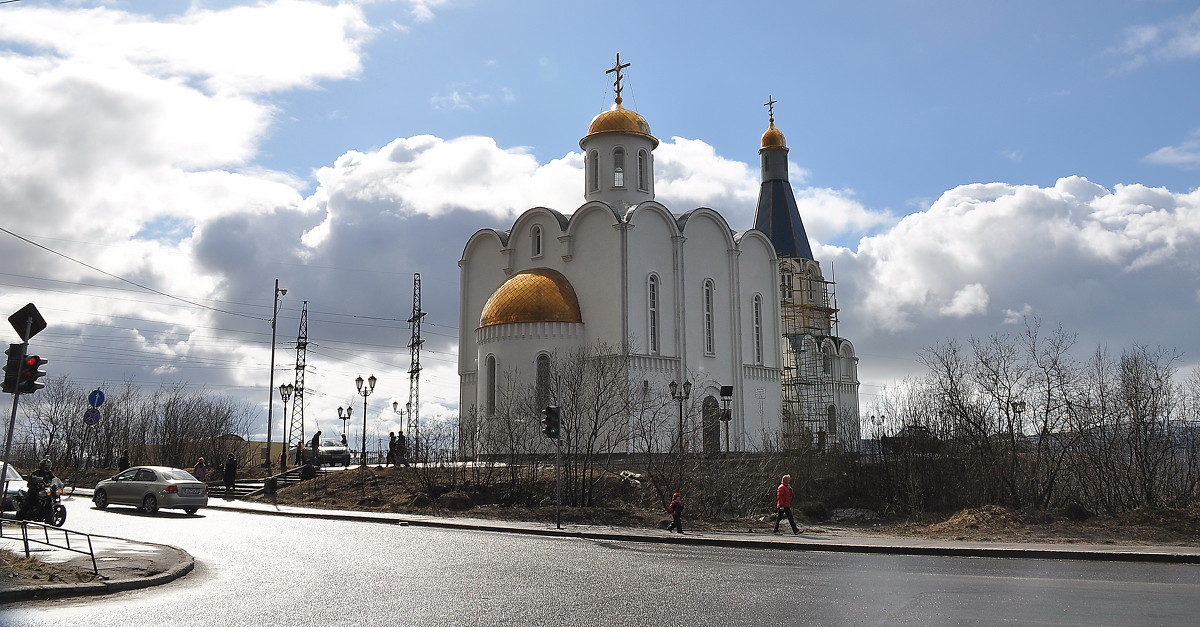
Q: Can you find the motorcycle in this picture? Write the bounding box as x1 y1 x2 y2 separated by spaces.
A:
14 476 67 527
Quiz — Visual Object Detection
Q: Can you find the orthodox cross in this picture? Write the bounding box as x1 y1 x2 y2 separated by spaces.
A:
607 53 632 105
764 95 778 123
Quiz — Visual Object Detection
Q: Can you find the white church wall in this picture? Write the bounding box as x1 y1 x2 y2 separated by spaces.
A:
563 204 625 347
625 203 680 357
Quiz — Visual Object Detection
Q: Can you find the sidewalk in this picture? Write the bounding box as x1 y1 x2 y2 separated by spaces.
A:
5 495 1200 603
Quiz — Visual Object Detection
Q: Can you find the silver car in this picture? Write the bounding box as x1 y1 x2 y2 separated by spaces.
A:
1 461 27 512
93 466 208 515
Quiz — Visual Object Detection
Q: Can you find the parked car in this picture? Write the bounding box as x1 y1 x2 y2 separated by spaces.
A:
93 466 208 515
305 438 351 466
1 461 26 512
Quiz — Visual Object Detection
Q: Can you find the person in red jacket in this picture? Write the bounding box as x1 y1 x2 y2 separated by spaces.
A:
773 474 800 535
666 492 685 534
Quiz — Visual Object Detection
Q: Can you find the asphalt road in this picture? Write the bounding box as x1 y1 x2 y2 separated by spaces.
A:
4 502 1200 626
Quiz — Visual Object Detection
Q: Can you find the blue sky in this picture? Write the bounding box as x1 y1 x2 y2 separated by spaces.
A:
1 0 1198 443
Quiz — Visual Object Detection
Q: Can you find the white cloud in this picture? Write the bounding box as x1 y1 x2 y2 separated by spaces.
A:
1110 8 1200 71
939 283 989 318
1144 129 1200 170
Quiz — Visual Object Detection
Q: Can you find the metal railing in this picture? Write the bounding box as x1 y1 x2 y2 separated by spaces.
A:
0 518 99 575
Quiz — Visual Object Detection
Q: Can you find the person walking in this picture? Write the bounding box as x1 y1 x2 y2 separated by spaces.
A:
192 457 207 481
117 450 131 471
309 431 322 466
397 431 410 467
279 450 287 474
386 432 396 467
666 492 685 534
773 474 800 535
223 454 238 496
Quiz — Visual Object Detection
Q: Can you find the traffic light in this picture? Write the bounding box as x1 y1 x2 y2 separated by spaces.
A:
541 406 561 439
18 355 47 394
2 343 25 394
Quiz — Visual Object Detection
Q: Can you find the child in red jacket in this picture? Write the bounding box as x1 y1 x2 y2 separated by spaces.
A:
667 492 685 534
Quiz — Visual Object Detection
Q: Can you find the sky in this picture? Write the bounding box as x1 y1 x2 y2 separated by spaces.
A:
1 0 1198 447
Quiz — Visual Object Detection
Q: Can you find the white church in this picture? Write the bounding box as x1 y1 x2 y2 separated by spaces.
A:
458 58 859 454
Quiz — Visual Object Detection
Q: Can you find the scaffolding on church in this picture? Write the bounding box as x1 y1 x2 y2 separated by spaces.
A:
779 261 840 452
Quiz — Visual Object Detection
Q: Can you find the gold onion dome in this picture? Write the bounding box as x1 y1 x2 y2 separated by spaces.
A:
761 120 786 148
480 268 583 327
586 101 659 147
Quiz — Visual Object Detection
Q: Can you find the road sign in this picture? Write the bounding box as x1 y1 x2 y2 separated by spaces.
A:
83 407 102 426
88 389 106 407
7 303 47 342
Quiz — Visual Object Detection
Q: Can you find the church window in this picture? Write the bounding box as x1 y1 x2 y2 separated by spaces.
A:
613 148 625 188
648 275 660 354
485 355 497 415
637 150 649 191
703 279 715 355
753 294 763 365
780 271 793 301
536 353 551 408
531 225 543 257
822 346 834 375
588 150 599 192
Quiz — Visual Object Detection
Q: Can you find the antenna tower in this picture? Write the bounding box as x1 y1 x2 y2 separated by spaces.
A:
407 273 425 457
286 301 309 456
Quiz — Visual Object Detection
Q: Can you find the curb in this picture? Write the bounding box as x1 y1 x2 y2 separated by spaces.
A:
0 538 193 603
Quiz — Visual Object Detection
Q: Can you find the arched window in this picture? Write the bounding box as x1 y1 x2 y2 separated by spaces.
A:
780 271 793 301
485 355 497 415
531 225 543 257
753 294 763 365
588 150 599 192
647 275 660 354
822 346 834 375
613 148 625 187
703 279 715 355
536 353 551 408
637 150 648 191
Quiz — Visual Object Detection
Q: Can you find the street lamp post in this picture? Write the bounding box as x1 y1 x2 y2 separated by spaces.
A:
355 375 377 468
719 385 734 454
338 406 352 441
265 280 286 467
669 379 692 453
278 384 294 467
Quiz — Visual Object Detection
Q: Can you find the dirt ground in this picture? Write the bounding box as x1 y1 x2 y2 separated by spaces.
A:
266 466 1200 547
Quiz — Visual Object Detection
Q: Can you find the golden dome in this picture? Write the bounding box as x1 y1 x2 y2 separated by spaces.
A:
480 268 583 328
761 121 786 148
586 103 659 146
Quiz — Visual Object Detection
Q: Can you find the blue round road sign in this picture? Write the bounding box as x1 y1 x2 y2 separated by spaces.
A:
83 407 101 426
88 389 105 407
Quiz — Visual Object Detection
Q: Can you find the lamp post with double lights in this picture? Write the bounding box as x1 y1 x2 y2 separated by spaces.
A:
338 405 352 442
278 384 294 467
265 280 286 466
355 375 377 468
668 379 692 453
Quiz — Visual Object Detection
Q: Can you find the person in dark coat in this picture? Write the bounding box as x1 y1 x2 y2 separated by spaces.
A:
667 492 685 534
773 474 800 535
397 431 409 467
386 432 396 467
309 431 322 466
117 450 130 471
223 454 237 495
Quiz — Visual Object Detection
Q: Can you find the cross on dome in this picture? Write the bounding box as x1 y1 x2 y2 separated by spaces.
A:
606 53 632 105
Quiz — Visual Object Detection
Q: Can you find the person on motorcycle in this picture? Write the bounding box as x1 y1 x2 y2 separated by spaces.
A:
16 458 57 521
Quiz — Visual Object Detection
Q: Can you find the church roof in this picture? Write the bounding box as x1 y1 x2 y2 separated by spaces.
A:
479 268 583 328
754 179 814 260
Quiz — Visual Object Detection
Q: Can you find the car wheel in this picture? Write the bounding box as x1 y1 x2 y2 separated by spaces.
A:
94 489 109 510
184 508 198 515
141 494 159 514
